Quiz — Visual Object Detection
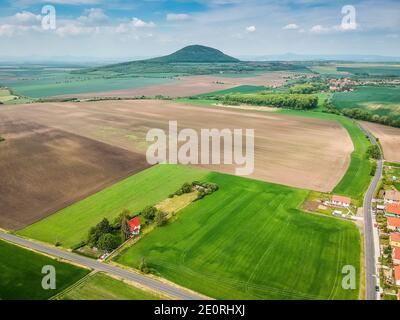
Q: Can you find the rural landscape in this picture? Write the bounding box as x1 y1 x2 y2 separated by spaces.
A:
0 0 400 305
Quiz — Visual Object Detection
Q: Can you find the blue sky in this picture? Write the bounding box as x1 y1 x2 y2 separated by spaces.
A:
0 0 399 59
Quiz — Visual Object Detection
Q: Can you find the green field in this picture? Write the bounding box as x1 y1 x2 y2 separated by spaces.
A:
196 85 267 97
332 86 400 121
280 110 372 202
57 273 160 300
115 170 361 300
0 239 89 300
18 165 208 248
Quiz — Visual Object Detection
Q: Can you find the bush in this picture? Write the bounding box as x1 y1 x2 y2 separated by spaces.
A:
370 161 377 176
367 145 381 160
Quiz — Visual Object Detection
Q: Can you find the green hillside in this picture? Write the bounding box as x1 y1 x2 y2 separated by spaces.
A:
147 45 240 63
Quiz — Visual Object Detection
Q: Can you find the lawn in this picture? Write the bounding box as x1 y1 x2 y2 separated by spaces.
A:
115 171 361 300
18 165 208 248
56 273 161 300
0 239 89 300
280 110 372 203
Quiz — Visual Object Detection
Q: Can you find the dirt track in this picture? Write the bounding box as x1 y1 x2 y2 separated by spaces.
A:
0 100 354 194
0 115 149 230
53 73 290 98
359 121 400 162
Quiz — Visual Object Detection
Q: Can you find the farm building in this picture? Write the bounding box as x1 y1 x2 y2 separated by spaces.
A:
331 195 351 208
127 217 141 236
393 247 400 265
384 190 400 204
387 217 400 231
386 203 400 218
395 266 400 286
390 233 400 248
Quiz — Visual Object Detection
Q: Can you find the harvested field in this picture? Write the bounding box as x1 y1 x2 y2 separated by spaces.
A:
0 114 149 230
53 73 289 98
359 121 400 162
1 100 354 192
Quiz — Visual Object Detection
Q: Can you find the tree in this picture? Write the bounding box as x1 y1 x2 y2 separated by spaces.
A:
142 206 157 222
113 208 130 229
139 256 149 273
181 182 192 194
87 218 113 247
367 145 381 160
121 216 131 241
155 211 168 227
97 233 121 252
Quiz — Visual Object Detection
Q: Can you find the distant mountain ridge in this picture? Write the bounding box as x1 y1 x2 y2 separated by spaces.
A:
145 45 240 63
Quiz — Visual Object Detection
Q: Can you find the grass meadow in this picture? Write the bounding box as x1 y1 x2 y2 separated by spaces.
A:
115 170 361 300
18 165 208 248
0 240 89 300
56 273 160 300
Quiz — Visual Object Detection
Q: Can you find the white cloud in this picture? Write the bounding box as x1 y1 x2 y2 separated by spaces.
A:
78 8 108 25
132 17 155 28
166 13 191 22
246 25 256 32
310 24 330 33
283 23 299 30
13 11 41 25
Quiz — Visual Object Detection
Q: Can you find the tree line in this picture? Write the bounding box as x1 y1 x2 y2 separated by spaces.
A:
219 93 318 110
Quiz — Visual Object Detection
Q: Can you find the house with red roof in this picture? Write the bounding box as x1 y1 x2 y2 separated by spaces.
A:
331 195 351 208
386 203 400 218
387 217 400 232
394 266 400 286
127 216 141 236
393 247 400 265
390 233 400 248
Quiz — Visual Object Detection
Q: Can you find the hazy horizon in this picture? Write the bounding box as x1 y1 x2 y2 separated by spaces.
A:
0 0 399 60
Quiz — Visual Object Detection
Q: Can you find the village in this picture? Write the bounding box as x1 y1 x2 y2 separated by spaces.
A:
373 164 400 300
329 77 400 92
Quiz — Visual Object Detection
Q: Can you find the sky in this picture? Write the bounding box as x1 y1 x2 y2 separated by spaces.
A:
0 0 399 60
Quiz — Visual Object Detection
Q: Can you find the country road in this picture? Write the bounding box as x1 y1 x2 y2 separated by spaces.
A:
0 231 207 300
358 123 383 300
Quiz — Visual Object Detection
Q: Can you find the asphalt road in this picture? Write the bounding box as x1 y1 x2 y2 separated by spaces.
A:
0 231 207 300
358 124 383 300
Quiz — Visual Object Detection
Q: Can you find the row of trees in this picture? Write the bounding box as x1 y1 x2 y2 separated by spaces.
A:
324 99 400 128
169 181 219 200
289 82 329 94
220 93 318 110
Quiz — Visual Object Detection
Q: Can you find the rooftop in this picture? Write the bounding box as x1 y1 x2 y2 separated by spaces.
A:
387 217 400 227
332 195 351 204
385 190 400 201
390 233 400 243
387 203 400 215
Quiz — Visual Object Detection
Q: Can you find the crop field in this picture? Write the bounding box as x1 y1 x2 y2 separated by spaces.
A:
332 86 400 121
0 239 89 300
0 66 176 98
279 110 372 202
54 73 290 98
0 114 149 230
3 100 354 192
336 66 400 77
359 121 400 163
57 273 161 300
115 170 361 300
18 165 208 248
